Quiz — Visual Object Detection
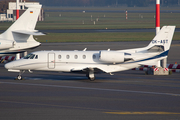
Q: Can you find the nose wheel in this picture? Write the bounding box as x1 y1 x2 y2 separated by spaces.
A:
16 75 22 80
15 70 25 80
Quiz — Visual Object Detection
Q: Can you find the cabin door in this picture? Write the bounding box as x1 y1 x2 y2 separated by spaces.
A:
48 53 55 69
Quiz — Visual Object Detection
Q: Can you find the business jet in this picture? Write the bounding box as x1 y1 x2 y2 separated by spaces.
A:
5 26 175 80
0 4 44 56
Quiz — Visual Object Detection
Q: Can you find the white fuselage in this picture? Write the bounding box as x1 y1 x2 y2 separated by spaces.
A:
5 49 162 73
0 39 41 56
4 26 175 80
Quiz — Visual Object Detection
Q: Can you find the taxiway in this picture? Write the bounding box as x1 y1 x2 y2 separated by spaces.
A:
0 41 180 120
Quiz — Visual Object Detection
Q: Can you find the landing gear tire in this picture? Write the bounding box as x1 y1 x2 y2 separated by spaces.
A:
89 77 95 81
15 70 25 80
86 70 95 81
16 75 22 80
15 75 25 80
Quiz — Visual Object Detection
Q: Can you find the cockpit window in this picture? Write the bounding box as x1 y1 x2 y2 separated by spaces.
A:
24 54 32 59
35 55 38 59
24 54 36 59
30 54 35 59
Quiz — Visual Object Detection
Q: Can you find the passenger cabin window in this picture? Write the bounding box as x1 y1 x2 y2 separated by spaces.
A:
74 55 78 59
66 55 70 59
83 55 86 59
58 55 61 59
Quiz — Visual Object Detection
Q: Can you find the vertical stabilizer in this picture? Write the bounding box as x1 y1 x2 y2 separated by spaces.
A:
0 5 43 42
147 26 175 52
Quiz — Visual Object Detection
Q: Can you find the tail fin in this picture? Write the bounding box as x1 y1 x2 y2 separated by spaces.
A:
0 4 44 42
147 26 176 52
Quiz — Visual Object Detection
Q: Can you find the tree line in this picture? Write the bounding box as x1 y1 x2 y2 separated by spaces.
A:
0 0 179 13
37 0 180 7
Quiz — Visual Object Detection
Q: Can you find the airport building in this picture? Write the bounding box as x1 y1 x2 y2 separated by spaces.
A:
0 0 44 21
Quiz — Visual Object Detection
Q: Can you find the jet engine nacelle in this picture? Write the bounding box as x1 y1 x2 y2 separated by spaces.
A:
99 51 124 63
0 40 14 49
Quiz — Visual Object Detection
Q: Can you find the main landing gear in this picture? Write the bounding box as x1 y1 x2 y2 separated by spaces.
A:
15 70 25 80
86 68 95 81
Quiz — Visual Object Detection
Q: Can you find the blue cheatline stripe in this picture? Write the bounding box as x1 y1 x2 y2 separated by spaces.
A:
127 50 169 64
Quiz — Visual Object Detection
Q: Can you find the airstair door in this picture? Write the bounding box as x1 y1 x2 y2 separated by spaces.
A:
48 53 55 69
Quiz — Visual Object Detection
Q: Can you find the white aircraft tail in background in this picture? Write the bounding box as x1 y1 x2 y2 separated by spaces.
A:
0 4 44 56
5 26 176 80
146 26 175 52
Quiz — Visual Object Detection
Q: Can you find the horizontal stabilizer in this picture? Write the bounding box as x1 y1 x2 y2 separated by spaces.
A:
12 30 45 36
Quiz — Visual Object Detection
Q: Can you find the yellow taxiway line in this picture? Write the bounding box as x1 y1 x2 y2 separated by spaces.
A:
105 111 180 115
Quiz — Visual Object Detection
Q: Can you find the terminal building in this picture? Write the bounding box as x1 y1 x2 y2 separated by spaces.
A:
0 0 44 21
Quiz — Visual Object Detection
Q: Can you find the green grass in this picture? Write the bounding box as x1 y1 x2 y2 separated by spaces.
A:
44 6 180 12
35 32 180 43
35 12 180 30
0 22 13 30
1 12 179 30
36 12 177 29
1 7 180 42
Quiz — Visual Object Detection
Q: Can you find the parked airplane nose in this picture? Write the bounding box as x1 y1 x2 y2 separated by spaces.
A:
4 62 13 69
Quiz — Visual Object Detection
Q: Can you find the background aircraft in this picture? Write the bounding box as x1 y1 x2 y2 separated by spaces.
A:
5 26 175 80
0 4 44 57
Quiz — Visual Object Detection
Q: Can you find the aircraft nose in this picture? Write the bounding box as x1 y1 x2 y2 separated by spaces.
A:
4 62 13 69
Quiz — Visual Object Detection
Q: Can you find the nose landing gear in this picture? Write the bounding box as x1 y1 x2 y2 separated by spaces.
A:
15 70 25 80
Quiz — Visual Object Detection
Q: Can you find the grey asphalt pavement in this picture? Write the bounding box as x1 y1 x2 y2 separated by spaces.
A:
0 41 180 120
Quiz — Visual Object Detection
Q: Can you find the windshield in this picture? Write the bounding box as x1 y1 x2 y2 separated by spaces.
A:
24 54 37 59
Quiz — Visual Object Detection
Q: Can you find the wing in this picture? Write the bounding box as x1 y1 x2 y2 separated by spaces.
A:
71 67 105 74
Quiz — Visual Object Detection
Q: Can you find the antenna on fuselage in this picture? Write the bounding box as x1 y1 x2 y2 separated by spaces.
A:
83 48 87 51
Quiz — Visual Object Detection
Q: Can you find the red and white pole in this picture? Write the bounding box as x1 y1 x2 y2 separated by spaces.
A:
16 0 19 20
16 0 20 60
156 0 167 68
156 0 161 67
156 0 160 35
126 10 128 20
